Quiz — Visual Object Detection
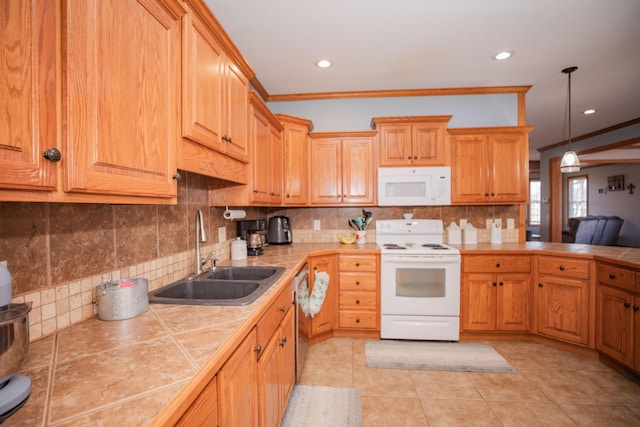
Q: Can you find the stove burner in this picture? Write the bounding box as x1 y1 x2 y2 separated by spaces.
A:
383 244 406 250
422 244 448 250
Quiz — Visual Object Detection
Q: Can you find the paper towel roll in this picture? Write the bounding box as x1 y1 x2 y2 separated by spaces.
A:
223 209 246 220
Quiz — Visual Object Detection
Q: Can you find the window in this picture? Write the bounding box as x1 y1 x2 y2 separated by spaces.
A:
567 175 588 218
529 180 541 225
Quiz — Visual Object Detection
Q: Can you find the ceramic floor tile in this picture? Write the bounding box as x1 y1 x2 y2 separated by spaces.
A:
520 369 619 405
420 398 503 426
557 403 640 426
354 364 417 398
361 396 428 426
352 339 367 366
49 336 196 422
410 370 483 400
298 360 353 388
577 369 640 407
488 401 577 426
304 337 354 366
468 372 550 402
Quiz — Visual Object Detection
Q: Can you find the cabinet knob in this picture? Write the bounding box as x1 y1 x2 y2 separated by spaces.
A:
172 172 182 181
559 265 565 271
356 318 361 323
279 306 285 313
313 266 317 271
407 156 412 160
355 263 360 267
538 283 543 288
624 302 631 308
484 193 489 197
254 345 262 354
492 282 497 287
491 192 495 196
496 263 501 268
413 155 417 159
355 281 360 285
286 194 290 198
43 147 62 162
222 135 230 142
499 282 504 286
609 273 615 279
633 306 639 311
356 299 360 304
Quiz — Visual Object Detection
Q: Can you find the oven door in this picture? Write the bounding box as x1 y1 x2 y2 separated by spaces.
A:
380 254 460 316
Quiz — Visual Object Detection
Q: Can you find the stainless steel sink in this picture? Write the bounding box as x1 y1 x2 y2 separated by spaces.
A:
148 266 285 306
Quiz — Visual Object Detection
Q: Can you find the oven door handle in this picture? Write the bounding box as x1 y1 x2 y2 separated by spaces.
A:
382 255 460 263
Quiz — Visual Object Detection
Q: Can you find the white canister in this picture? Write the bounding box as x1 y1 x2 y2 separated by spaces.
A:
446 222 461 244
490 223 503 244
231 237 248 260
462 224 478 244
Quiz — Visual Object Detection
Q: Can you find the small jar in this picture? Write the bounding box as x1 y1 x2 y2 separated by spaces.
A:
231 237 247 260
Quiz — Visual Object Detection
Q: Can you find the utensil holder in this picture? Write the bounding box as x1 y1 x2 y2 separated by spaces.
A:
356 230 367 244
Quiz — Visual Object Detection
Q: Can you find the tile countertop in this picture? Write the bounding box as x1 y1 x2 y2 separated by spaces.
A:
11 241 640 426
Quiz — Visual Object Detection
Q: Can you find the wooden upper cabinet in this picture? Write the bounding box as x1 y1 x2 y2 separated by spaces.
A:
0 0 57 192
248 92 283 205
372 116 452 166
450 126 532 204
309 132 376 206
62 0 184 198
276 114 313 206
222 60 249 162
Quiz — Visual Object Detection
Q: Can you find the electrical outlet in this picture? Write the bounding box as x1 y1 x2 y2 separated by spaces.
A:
218 226 227 243
0 260 6 268
507 218 515 229
313 220 321 230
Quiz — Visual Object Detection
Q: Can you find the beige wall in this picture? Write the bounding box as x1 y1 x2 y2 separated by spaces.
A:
0 172 520 340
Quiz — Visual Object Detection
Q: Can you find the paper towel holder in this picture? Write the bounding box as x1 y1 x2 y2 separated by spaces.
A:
223 206 247 221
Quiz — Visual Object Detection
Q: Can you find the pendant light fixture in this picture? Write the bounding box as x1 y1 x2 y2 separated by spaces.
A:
560 66 580 173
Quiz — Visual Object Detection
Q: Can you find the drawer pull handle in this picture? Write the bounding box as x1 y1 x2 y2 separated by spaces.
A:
495 263 500 268
559 265 565 271
624 303 631 308
609 273 615 279
538 283 543 288
254 345 262 354
355 281 360 285
355 263 360 267
279 306 285 313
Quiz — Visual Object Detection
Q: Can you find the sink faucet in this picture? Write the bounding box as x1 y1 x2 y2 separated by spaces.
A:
194 210 207 275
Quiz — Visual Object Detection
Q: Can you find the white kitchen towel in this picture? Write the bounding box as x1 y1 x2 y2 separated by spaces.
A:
308 271 329 318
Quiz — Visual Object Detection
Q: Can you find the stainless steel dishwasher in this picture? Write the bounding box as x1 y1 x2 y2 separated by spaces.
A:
292 262 309 381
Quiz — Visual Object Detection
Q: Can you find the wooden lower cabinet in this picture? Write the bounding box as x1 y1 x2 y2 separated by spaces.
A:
258 307 295 427
535 256 592 346
338 254 380 333
461 255 531 332
218 329 258 426
302 254 337 341
176 376 217 427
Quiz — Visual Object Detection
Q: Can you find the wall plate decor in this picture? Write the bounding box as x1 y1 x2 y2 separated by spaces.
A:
607 175 624 191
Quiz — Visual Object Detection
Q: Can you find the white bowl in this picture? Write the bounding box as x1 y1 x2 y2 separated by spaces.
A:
403 213 413 219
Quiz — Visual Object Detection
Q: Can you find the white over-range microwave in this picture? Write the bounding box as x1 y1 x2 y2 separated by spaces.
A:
377 167 451 206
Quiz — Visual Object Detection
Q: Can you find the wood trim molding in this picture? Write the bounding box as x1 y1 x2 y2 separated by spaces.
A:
266 86 532 103
538 117 640 153
549 156 562 242
309 130 377 139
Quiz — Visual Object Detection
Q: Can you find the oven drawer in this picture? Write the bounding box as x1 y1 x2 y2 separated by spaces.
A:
339 272 377 291
538 256 590 280
463 255 530 273
339 291 377 310
339 311 378 329
339 255 378 272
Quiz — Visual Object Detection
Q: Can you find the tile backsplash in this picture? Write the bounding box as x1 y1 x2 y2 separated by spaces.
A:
0 174 520 341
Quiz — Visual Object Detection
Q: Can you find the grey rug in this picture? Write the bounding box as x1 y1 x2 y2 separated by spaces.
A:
366 340 515 373
281 385 362 427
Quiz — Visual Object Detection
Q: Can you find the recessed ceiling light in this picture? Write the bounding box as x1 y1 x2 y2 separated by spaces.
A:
583 109 597 115
492 51 514 61
315 59 333 68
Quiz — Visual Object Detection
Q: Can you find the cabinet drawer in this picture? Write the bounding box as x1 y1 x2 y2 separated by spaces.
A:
339 311 378 329
597 262 635 292
339 291 377 310
463 255 530 273
339 272 377 291
538 256 590 280
339 255 378 272
256 287 293 349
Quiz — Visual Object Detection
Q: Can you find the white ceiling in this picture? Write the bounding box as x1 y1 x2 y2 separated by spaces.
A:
205 0 640 160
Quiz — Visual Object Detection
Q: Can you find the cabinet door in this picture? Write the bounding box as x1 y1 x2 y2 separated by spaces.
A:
308 254 337 336
249 105 271 204
461 273 496 331
282 121 310 205
596 285 634 366
223 60 249 162
342 138 375 205
63 0 182 198
635 295 640 371
310 139 342 204
496 273 530 331
269 126 283 204
257 329 280 427
451 134 487 203
536 275 589 345
279 307 296 408
488 133 527 202
379 125 412 166
413 123 448 166
182 9 224 152
0 0 57 191
176 376 217 427
218 329 258 426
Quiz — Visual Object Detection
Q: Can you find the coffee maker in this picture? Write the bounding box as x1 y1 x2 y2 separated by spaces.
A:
236 220 267 256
